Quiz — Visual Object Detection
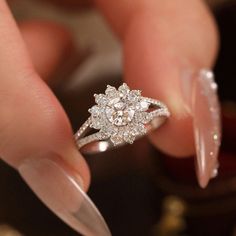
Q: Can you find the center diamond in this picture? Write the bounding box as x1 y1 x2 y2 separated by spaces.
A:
105 98 135 126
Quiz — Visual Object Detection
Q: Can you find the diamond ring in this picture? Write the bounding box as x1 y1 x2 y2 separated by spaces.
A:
75 83 170 154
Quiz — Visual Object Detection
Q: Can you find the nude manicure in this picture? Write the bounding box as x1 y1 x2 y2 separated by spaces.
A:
18 153 111 236
182 69 221 188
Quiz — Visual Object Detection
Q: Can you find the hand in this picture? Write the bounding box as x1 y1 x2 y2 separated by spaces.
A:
0 0 219 235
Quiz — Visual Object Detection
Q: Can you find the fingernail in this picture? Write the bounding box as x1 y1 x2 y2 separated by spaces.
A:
181 69 221 188
18 153 111 236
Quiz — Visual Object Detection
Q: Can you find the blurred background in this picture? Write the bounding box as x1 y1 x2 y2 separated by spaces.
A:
1 0 236 235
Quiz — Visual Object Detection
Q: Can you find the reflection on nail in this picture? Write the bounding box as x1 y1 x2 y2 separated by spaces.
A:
192 70 221 188
19 154 111 236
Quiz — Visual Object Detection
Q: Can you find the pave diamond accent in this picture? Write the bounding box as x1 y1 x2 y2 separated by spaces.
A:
84 83 169 146
105 102 135 126
75 83 170 150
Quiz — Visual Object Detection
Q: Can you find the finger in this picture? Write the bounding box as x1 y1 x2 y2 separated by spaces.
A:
19 20 75 81
0 2 110 235
95 0 220 187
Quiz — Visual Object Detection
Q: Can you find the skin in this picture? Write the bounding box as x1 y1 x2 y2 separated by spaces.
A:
0 0 218 191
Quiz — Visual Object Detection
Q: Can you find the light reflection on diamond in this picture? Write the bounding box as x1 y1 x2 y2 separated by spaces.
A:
105 101 135 127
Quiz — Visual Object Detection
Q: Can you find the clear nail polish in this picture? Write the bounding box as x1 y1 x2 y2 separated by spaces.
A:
18 153 111 236
182 69 221 188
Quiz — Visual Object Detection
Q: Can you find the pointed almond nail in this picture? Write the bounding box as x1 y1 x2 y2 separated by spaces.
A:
18 153 111 236
182 69 221 188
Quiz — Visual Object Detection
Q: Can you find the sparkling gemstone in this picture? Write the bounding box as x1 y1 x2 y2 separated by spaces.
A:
96 130 110 140
105 85 117 95
90 117 102 129
111 134 123 145
118 83 130 95
134 112 152 124
94 94 107 105
136 124 146 135
114 101 126 110
108 97 120 106
139 101 150 111
128 90 141 102
128 125 139 136
123 132 135 144
105 102 135 126
101 125 118 137
89 105 100 116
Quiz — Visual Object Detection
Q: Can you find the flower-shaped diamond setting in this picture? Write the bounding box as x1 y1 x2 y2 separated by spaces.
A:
88 83 152 145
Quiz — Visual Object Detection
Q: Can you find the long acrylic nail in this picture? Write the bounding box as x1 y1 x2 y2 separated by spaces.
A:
18 153 111 236
182 69 221 188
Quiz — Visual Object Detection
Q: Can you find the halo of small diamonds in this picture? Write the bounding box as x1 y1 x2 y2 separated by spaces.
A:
88 83 161 145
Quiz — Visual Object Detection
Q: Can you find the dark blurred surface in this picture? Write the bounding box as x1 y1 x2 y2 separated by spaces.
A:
1 1 236 236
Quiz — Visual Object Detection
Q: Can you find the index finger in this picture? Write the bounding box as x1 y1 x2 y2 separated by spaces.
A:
0 1 111 235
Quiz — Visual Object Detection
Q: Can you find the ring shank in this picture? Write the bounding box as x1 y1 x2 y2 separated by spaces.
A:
76 115 167 154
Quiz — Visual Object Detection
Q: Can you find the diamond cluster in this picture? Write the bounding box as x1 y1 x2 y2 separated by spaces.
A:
88 83 152 145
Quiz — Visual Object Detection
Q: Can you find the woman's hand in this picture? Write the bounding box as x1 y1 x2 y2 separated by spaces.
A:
0 0 219 235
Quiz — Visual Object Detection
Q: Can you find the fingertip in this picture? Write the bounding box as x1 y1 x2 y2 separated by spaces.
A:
19 152 110 236
149 115 195 158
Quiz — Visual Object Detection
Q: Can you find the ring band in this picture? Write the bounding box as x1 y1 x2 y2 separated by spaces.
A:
75 83 170 154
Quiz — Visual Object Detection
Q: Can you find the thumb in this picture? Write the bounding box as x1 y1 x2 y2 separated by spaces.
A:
96 0 221 188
